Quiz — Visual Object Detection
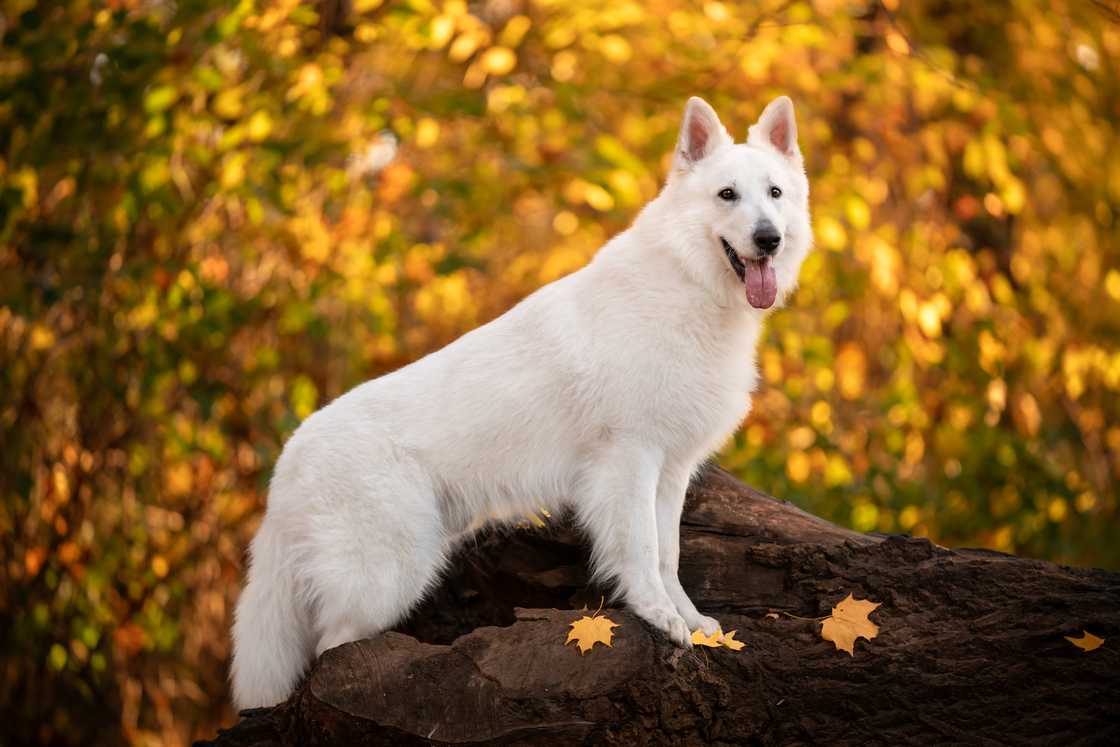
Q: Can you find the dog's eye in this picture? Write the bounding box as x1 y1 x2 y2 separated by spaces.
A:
769 186 782 199
718 188 737 201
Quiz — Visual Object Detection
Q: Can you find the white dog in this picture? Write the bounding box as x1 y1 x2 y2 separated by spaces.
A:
231 95 812 709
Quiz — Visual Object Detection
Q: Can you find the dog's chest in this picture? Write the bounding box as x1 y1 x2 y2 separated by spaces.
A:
663 327 758 444
596 309 760 455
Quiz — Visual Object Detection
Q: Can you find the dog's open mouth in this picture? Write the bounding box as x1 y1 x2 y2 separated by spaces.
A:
721 237 776 309
721 237 746 281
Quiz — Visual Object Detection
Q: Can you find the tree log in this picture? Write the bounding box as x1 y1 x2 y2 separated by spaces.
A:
199 466 1120 745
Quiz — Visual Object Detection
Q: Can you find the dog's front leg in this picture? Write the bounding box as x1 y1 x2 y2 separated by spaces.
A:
656 465 721 636
578 445 692 647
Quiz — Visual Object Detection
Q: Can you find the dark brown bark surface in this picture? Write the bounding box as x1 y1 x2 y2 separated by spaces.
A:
199 466 1120 746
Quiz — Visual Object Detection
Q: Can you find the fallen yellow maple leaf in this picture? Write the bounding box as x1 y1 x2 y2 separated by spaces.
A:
565 613 620 654
820 593 881 655
720 630 745 651
1065 630 1105 653
691 627 745 651
691 628 723 647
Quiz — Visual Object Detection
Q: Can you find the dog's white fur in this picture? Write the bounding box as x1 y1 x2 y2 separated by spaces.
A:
231 96 812 709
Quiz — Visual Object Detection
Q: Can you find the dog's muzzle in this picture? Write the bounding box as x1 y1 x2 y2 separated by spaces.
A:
721 235 778 309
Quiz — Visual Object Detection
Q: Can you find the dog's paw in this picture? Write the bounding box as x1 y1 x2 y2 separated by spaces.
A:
636 604 693 648
684 612 722 638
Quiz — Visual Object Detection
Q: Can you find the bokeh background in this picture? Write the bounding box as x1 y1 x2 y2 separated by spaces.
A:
1 0 1118 743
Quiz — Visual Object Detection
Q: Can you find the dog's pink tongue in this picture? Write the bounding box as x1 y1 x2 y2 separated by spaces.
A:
745 258 777 309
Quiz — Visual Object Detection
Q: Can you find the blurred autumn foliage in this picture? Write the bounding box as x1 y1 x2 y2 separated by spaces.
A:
1 0 1118 743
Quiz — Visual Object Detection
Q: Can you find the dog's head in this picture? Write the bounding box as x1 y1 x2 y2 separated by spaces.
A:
658 96 812 310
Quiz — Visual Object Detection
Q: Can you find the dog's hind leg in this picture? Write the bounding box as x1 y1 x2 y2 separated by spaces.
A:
301 459 449 656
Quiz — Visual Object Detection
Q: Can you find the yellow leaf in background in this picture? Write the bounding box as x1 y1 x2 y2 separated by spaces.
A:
607 169 642 207
1002 177 1026 214
987 378 1007 413
1065 630 1104 652
786 451 810 482
164 462 193 497
917 301 942 338
816 215 847 251
29 324 55 351
691 627 723 647
844 194 871 230
552 210 578 235
51 465 70 501
499 15 532 48
415 118 440 148
12 167 39 209
480 47 517 76
290 375 319 420
583 183 614 211
428 15 454 48
565 613 619 654
140 160 171 192
449 34 482 62
824 454 853 487
599 34 632 64
704 2 730 21
1014 392 1041 437
213 87 244 119
551 50 577 81
1104 270 1120 302
144 84 177 113
287 63 324 102
220 152 247 190
820 593 881 655
246 110 273 141
885 30 910 55
835 344 866 400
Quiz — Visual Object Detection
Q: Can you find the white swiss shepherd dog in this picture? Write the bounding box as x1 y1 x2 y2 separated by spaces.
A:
231 95 813 709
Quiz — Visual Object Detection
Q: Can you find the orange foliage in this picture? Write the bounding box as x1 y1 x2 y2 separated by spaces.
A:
0 0 1117 744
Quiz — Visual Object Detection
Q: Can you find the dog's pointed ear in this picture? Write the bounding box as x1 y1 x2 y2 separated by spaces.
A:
674 97 732 171
748 96 800 160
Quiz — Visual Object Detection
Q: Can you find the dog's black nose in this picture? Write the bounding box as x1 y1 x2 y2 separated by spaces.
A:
753 227 782 256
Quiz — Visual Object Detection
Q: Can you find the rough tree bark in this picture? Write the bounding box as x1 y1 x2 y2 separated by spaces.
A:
199 466 1120 746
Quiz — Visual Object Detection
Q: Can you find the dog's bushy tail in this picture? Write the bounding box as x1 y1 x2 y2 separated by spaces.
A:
230 516 311 710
